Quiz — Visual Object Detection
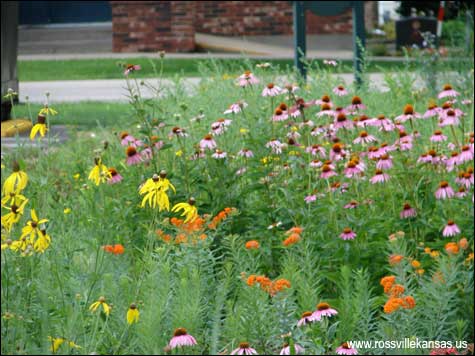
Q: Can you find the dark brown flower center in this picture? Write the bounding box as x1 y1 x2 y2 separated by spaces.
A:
126 146 137 157
440 181 449 188
317 302 330 310
239 342 250 349
173 328 188 337
37 114 46 124
403 104 414 115
267 83 274 89
443 84 452 91
351 96 362 105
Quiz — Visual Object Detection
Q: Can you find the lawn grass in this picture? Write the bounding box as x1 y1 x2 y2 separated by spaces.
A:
18 58 415 81
12 101 132 128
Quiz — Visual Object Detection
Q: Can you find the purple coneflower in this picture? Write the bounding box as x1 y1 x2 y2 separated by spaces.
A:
400 203 417 219
395 104 421 122
212 149 227 159
340 227 356 240
376 154 393 170
347 96 366 112
336 343 358 355
237 71 259 87
353 131 377 145
262 83 282 97
126 146 142 166
224 101 248 115
311 302 338 320
309 159 322 168
370 169 390 184
107 168 123 184
168 328 197 349
266 139 283 154
231 342 258 355
438 84 459 99
334 113 354 130
320 164 337 179
442 220 460 237
297 311 315 327
272 106 289 122
238 148 254 158
280 343 305 355
124 64 141 76
423 103 440 119
435 181 455 199
430 130 447 142
344 200 359 209
304 195 317 204
333 85 348 96
200 134 217 150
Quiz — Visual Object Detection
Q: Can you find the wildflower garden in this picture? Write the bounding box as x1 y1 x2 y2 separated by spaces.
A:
1 53 474 355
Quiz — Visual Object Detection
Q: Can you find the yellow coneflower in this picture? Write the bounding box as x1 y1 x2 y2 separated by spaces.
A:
171 197 198 224
30 114 48 140
39 105 58 116
48 336 81 353
139 171 175 211
89 296 111 316
87 158 111 186
20 209 48 244
126 303 140 325
1 198 29 231
2 161 28 196
34 229 51 253
1 191 27 206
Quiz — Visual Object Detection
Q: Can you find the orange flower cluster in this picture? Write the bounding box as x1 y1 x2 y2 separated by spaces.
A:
388 254 404 265
283 226 303 247
380 276 415 314
102 244 125 255
246 274 291 296
245 240 260 250
208 207 235 229
155 208 236 245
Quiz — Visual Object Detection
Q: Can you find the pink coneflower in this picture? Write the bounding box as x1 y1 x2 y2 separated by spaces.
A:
353 131 377 145
316 103 336 118
435 181 455 199
124 64 141 76
262 83 282 97
283 83 299 93
312 302 338 320
400 203 417 219
141 145 153 161
344 200 359 209
297 311 316 326
212 149 227 159
438 84 460 99
344 161 362 178
459 145 473 163
280 343 305 355
370 169 390 184
442 220 460 237
237 71 259 87
309 159 322 168
286 130 301 140
272 104 289 122
439 109 461 127
395 104 421 122
107 168 123 184
355 114 371 128
238 148 254 158
120 132 136 146
330 143 347 161
461 99 472 105
340 227 356 240
455 171 474 188
304 194 317 203
231 342 258 355
314 94 333 107
445 152 462 171
200 134 217 150
455 186 468 198
336 343 358 355
423 103 440 119
224 101 248 114
333 85 348 96
430 130 447 142
376 154 393 170
323 59 338 66
334 113 354 130
191 148 206 160
168 328 197 349
320 164 337 179
169 126 188 138
369 114 395 131
126 146 142 165
395 131 413 151
347 96 366 112
306 144 326 158
266 139 283 154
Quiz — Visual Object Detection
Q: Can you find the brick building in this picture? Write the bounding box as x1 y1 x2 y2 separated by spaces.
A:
111 1 378 52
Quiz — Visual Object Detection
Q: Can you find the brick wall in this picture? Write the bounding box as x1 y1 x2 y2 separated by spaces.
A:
111 1 195 52
111 1 377 53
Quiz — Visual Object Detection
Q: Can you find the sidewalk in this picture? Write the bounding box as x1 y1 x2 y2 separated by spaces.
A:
20 74 391 103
